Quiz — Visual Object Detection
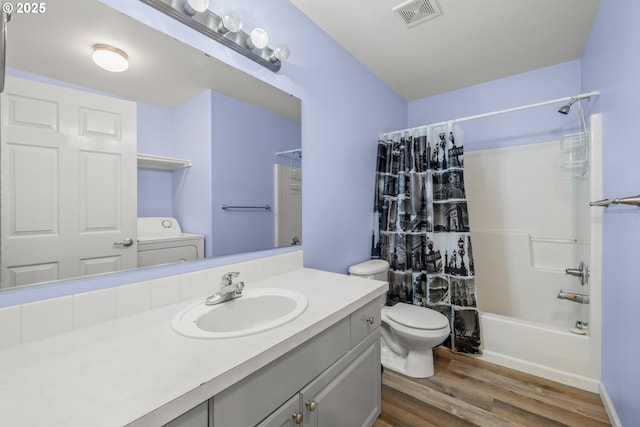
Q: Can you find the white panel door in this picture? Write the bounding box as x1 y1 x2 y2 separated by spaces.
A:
274 164 302 247
1 76 137 288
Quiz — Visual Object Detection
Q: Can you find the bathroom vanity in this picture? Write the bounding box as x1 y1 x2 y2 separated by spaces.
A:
0 268 387 427
169 297 382 427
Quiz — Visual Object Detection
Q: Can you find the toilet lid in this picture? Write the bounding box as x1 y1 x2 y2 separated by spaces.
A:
387 303 449 330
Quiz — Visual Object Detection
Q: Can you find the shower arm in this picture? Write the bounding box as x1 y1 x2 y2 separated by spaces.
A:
589 195 640 207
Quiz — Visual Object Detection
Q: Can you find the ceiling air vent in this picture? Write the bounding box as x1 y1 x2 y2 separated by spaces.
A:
393 0 443 28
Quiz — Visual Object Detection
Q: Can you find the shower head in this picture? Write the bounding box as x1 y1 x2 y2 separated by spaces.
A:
558 98 578 115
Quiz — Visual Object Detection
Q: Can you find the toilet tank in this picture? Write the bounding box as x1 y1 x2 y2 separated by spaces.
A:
348 259 389 281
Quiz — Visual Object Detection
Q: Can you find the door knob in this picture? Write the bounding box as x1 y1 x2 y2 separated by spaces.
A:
113 238 134 247
305 400 317 411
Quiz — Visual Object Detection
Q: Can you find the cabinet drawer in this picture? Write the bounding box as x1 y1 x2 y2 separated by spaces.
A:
213 318 350 427
350 296 383 347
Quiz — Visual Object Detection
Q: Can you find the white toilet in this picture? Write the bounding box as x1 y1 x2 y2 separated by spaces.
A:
349 260 451 378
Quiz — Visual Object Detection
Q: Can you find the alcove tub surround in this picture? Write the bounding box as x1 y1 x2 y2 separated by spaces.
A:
0 251 388 426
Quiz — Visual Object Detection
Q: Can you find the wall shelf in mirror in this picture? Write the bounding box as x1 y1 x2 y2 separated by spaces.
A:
137 153 192 170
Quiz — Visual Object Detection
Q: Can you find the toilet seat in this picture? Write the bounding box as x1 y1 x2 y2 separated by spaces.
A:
386 303 449 331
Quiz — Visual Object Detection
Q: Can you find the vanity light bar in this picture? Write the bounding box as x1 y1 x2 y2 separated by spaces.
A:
139 0 283 72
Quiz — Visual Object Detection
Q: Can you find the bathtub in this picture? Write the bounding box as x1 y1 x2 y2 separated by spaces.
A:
479 312 600 392
466 115 603 393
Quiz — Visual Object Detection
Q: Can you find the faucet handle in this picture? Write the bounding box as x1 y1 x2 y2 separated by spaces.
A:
221 271 240 286
235 281 245 295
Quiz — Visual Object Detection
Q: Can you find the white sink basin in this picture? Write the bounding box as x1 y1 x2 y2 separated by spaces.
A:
173 288 308 339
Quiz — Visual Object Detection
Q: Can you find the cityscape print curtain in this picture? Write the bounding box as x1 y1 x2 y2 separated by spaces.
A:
371 123 481 354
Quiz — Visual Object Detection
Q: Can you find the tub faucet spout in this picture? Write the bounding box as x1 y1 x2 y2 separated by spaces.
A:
557 290 590 304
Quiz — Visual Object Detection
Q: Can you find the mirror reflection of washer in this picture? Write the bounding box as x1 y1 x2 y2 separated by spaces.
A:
137 217 204 267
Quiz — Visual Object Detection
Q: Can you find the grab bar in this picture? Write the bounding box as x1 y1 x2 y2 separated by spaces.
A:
590 194 640 207
221 204 271 210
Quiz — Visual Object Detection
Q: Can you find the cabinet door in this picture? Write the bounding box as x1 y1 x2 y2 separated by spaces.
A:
301 334 381 427
257 395 303 427
163 401 209 427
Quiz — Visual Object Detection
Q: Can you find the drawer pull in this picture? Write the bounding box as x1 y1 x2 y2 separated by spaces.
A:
292 411 303 424
305 400 317 411
365 316 375 325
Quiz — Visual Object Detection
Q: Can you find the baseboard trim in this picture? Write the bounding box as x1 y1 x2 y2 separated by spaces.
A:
480 350 600 393
599 382 622 427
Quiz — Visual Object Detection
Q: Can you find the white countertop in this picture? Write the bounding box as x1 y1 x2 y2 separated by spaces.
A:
0 268 387 427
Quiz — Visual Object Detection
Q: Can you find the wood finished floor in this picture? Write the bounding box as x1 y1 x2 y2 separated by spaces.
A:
373 347 611 427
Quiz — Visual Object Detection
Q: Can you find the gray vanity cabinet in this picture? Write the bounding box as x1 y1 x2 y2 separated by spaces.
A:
164 297 383 427
256 332 380 427
256 395 302 427
299 333 380 427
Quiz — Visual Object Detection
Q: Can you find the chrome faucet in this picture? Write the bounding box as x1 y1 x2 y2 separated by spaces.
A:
557 290 590 304
205 272 245 305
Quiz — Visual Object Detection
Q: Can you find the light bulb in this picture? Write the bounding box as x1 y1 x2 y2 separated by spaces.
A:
219 11 242 33
248 28 269 49
271 44 290 63
92 44 128 72
183 0 209 15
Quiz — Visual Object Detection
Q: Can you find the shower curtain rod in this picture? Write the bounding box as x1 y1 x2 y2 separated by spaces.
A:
391 90 600 133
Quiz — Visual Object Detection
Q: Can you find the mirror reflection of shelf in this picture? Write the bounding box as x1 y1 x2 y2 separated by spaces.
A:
137 153 192 170
275 148 302 160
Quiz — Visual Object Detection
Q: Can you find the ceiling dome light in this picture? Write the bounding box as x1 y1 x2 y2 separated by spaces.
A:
270 44 290 63
218 11 242 33
183 0 209 15
92 44 129 72
248 28 269 49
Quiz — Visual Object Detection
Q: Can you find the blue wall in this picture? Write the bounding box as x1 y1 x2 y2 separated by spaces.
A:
408 60 583 150
136 90 301 258
211 92 301 257
137 103 174 217
172 90 215 256
581 0 640 424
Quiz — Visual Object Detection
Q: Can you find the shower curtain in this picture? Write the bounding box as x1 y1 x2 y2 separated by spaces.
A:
371 123 481 354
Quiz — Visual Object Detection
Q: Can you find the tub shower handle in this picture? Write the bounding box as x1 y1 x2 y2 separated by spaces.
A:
565 261 589 286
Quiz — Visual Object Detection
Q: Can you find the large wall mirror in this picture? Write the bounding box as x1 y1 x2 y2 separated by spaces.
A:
0 0 302 290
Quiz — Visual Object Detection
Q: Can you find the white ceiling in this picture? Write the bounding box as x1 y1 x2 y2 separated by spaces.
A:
6 0 601 113
5 0 300 121
289 0 601 101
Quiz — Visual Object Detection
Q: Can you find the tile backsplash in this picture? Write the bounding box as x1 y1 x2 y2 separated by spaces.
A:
0 251 303 350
